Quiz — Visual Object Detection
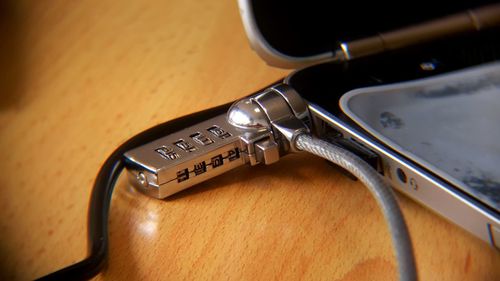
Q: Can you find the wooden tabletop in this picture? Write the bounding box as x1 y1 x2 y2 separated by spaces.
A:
0 1 498 280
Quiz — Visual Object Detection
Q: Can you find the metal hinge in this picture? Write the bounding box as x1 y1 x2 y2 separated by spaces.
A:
335 4 500 61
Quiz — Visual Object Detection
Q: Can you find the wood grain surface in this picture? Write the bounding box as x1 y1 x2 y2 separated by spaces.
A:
0 1 498 280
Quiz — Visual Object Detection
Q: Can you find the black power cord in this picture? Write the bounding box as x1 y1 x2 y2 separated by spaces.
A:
37 103 232 280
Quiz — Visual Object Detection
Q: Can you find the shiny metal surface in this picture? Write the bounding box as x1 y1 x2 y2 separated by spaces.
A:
253 90 294 123
125 114 247 198
237 0 334 68
125 85 311 199
227 97 271 132
255 139 280 165
271 84 310 122
338 4 500 60
272 118 309 152
253 87 310 153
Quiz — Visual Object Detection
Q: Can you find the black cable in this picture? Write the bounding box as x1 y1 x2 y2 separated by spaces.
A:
37 103 232 280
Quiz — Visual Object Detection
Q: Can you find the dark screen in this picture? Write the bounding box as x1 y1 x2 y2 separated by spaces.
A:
251 0 498 57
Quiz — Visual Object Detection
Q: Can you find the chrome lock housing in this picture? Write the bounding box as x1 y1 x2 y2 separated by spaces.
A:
124 84 311 198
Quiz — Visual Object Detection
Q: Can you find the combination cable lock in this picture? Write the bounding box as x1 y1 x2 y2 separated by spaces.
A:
38 84 416 281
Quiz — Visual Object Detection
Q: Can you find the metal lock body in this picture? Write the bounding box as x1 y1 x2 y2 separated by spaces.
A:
124 84 310 198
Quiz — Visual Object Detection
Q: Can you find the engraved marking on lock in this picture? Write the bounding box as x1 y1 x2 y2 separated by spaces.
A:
193 161 207 175
207 125 232 139
174 139 197 152
190 132 214 146
173 147 240 183
211 155 224 168
227 147 240 161
176 168 189 182
155 146 180 160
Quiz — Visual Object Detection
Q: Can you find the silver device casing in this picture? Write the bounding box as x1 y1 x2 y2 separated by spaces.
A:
237 0 333 69
238 0 500 249
304 101 500 248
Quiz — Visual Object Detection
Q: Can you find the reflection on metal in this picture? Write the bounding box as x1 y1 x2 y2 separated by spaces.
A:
334 4 500 60
227 98 270 132
125 85 310 199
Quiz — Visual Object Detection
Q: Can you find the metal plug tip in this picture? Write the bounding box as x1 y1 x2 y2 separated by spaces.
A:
227 98 270 132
